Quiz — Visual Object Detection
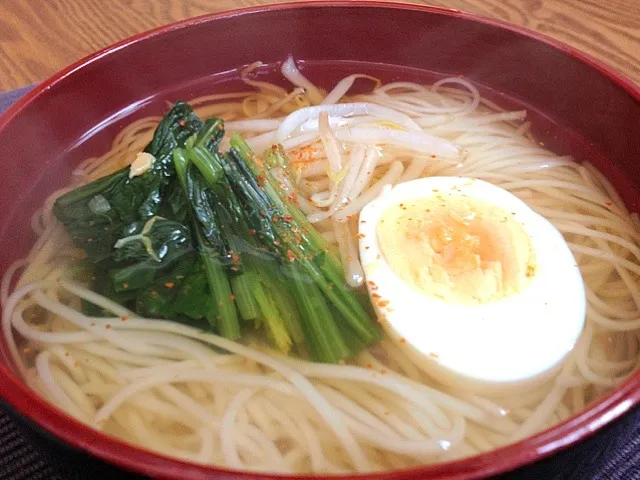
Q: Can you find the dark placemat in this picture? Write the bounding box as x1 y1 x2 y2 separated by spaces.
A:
2 87 640 480
0 412 54 480
0 86 34 113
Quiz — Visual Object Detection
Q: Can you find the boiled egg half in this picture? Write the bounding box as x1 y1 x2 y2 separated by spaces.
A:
358 176 585 388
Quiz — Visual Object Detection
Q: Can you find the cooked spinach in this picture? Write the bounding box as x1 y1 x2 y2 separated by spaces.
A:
53 102 381 362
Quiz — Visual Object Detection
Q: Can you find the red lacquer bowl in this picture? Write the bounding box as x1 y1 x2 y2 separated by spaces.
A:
1 2 639 479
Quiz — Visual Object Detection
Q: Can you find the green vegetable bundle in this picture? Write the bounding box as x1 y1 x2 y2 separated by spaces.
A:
53 102 381 363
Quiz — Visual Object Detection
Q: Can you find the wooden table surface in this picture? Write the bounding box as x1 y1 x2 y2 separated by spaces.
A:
0 0 638 92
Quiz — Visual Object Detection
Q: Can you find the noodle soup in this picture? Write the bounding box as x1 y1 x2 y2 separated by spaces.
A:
2 58 639 474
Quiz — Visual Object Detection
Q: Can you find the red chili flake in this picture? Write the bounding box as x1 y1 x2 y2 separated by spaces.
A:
164 281 175 289
399 337 407 344
105 324 112 330
179 120 187 127
248 229 256 236
120 315 128 322
286 249 295 262
430 154 436 158
257 174 266 187
606 202 612 207
356 233 366 239
229 294 236 301
371 293 382 300
377 300 390 307
287 192 298 204
283 214 293 223
23 347 31 354
365 363 373 369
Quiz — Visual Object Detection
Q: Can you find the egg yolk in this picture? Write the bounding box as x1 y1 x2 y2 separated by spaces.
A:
376 193 536 304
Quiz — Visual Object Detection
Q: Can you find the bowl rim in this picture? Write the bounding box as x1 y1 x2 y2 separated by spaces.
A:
1 2 640 479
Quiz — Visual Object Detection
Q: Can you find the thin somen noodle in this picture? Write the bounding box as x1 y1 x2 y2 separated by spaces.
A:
2 58 639 474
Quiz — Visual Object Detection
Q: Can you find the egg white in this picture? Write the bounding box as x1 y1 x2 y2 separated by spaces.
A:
358 177 586 388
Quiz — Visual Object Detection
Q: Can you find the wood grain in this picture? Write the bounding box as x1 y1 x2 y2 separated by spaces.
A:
0 0 638 92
